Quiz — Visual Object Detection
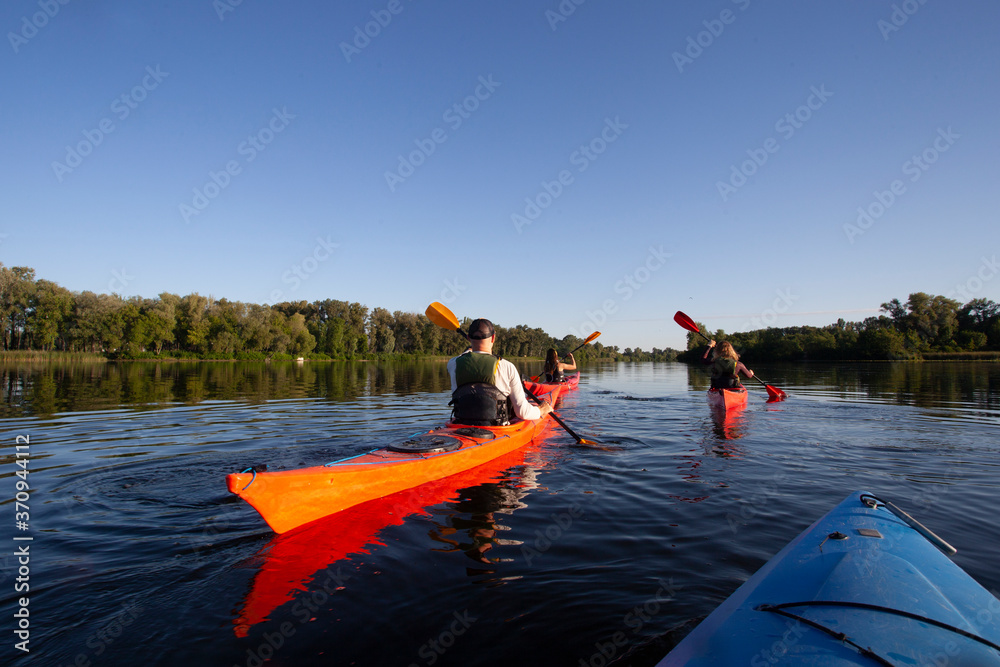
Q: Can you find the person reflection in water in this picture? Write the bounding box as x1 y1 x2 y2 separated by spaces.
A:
428 475 530 572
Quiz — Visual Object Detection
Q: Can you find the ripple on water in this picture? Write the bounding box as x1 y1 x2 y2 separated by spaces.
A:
2 361 999 666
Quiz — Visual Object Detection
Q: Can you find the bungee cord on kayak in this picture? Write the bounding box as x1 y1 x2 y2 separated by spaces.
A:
754 603 895 667
758 601 1000 654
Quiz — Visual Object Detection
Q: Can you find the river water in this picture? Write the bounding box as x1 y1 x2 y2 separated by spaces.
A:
2 360 999 666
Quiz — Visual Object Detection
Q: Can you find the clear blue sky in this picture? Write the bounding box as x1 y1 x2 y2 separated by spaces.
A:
4 1 998 351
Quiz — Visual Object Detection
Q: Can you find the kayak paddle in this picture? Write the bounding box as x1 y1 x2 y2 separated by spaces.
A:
426 301 468 339
529 330 601 383
425 302 598 444
521 383 597 445
673 310 787 401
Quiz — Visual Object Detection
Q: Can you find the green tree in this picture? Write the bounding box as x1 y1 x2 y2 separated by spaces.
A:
287 312 316 356
368 307 395 354
28 279 73 350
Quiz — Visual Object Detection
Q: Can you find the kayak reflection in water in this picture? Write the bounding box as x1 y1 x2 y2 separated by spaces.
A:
447 318 553 425
702 340 754 389
543 348 577 383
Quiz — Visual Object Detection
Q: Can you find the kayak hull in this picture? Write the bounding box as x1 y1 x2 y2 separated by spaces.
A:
227 385 562 534
706 386 747 411
659 490 1000 665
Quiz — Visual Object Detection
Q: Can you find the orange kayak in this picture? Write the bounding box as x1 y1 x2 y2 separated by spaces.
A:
707 386 748 411
232 444 551 636
525 372 579 394
227 383 562 534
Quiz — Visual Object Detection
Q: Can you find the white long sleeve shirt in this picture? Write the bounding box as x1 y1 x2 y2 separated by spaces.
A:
447 351 542 421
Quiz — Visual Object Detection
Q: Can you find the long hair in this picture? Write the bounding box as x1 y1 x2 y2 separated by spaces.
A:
544 348 558 373
715 341 739 361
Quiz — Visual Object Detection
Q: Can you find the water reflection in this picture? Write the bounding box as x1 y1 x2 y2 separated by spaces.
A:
686 361 1000 416
7 359 999 419
232 436 554 637
708 404 748 442
0 360 455 417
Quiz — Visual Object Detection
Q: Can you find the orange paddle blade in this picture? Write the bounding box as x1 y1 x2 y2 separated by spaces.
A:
425 302 461 331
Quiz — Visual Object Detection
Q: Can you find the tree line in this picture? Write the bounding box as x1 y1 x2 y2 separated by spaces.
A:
677 292 1000 362
0 263 680 361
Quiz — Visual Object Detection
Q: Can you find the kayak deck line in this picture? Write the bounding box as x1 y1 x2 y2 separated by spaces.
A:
323 433 515 467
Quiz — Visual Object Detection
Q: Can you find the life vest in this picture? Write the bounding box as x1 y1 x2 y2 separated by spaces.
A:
451 352 511 426
544 363 564 383
711 356 740 389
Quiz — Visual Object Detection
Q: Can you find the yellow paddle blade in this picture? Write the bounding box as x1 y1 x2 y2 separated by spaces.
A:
425 302 460 331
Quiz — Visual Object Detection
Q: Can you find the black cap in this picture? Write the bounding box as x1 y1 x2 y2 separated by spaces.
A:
468 318 495 340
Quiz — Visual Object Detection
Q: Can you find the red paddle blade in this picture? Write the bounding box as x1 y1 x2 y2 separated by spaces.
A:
765 384 787 401
673 311 700 333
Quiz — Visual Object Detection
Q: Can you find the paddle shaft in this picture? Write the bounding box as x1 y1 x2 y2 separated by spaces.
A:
522 384 592 445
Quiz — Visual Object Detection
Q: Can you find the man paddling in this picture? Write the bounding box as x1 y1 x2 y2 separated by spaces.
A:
447 318 553 425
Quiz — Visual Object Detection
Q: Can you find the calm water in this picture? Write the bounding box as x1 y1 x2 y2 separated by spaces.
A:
2 360 999 666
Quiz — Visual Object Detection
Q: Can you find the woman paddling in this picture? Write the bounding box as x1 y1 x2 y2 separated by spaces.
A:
543 348 577 383
702 340 754 389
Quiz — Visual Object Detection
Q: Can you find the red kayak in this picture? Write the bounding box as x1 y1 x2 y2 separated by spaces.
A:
707 386 748 411
227 383 563 534
525 372 579 394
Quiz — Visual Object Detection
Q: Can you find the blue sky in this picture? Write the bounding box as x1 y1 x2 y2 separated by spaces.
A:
3 1 998 351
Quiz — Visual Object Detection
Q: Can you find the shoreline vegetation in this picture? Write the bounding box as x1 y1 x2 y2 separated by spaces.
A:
2 263 998 363
2 350 999 364
0 264 675 363
674 292 1000 364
